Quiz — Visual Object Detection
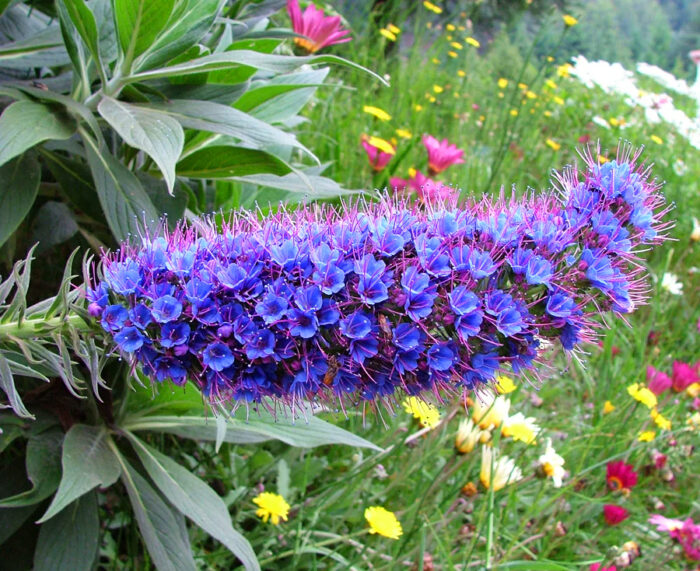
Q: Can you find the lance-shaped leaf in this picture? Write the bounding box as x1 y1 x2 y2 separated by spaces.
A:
146 99 313 158
118 455 198 571
128 434 259 571
0 428 62 507
0 152 41 254
62 0 103 74
0 100 76 168
113 0 175 65
34 492 99 571
38 425 121 523
176 146 291 179
98 97 184 194
83 133 159 242
124 50 387 84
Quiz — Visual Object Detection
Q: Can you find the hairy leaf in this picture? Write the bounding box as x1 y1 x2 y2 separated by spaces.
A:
128 435 259 571
0 100 75 168
0 151 41 251
119 456 198 571
38 425 120 523
34 492 99 571
98 97 184 193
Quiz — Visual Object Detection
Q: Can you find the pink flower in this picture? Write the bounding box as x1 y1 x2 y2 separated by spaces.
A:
389 177 409 192
649 514 684 532
647 365 672 396
606 460 638 492
603 504 629 525
422 135 465 175
287 0 351 54
651 449 667 469
361 136 394 172
589 564 617 571
650 515 700 561
409 170 457 203
671 361 699 392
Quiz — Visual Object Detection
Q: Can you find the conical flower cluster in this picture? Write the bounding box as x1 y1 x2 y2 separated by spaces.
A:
88 146 670 406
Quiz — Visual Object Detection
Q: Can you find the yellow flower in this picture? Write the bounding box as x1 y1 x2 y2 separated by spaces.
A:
457 69 466 77
448 51 457 58
403 396 441 429
450 41 463 50
502 412 540 445
365 135 395 155
650 135 663 145
431 57 440 64
553 96 565 105
509 109 518 117
525 90 537 99
455 418 490 454
433 84 444 94
537 439 566 487
495 375 517 394
497 78 508 89
687 382 700 398
608 117 620 127
557 63 572 77
253 492 290 525
413 104 423 112
471 393 510 430
562 14 578 27
598 154 609 163
380 28 397 41
395 128 412 139
518 82 528 90
480 446 523 491
543 110 552 116
627 383 658 409
365 506 402 539
651 409 672 431
423 0 442 14
465 37 480 47
603 400 616 415
638 430 656 442
363 105 391 121
408 167 417 178
446 23 456 31
545 79 558 89
387 24 400 35
546 139 561 151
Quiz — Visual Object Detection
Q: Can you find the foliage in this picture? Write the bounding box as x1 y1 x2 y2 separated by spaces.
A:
0 0 378 268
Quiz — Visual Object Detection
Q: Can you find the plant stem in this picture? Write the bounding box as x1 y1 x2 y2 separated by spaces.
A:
0 313 90 340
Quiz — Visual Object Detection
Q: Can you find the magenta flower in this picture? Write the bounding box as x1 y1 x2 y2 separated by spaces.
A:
409 170 457 203
589 564 617 571
287 0 351 54
361 136 394 172
603 504 629 525
422 135 465 175
650 515 700 561
671 360 699 392
389 177 409 193
647 365 672 396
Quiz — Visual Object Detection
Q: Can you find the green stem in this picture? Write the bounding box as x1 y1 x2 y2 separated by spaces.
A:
0 313 90 340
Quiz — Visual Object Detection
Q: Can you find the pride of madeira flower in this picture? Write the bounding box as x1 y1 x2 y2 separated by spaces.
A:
88 146 670 407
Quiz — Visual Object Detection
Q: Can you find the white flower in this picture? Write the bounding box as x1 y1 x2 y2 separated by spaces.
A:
471 392 510 430
537 438 566 488
455 418 491 453
660 272 683 295
480 446 523 491
673 159 688 176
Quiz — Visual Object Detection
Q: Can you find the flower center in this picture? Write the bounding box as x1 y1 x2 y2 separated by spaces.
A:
608 476 623 490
